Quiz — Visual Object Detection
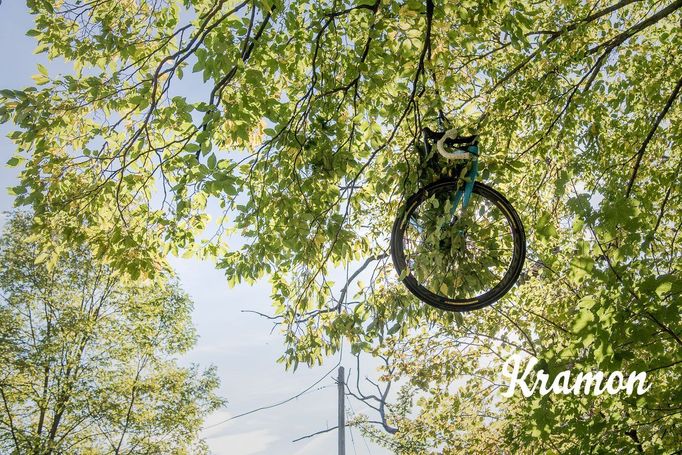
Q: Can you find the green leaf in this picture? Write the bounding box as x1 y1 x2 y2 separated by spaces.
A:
184 143 200 153
8 185 27 195
572 308 594 334
31 74 49 85
6 157 22 167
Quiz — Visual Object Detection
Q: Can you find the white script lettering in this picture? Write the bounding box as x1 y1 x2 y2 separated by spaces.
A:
500 354 651 398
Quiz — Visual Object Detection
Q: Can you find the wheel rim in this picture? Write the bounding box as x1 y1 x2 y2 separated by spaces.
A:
397 182 521 305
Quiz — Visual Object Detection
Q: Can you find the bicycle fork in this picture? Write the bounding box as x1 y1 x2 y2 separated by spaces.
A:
449 144 479 218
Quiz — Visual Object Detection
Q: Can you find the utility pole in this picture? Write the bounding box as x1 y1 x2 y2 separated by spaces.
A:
338 366 345 455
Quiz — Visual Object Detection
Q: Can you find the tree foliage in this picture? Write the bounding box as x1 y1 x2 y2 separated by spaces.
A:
0 213 222 454
1 0 681 452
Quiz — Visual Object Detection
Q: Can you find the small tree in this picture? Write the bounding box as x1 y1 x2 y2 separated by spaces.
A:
0 213 223 455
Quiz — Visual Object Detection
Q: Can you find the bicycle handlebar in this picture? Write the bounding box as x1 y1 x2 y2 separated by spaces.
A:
422 127 478 145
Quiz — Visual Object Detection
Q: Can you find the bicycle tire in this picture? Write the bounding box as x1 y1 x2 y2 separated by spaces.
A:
391 180 526 312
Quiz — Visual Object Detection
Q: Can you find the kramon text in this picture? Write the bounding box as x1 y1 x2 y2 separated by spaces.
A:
501 354 651 397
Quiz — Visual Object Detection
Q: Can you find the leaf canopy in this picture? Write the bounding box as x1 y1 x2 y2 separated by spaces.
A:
2 0 681 452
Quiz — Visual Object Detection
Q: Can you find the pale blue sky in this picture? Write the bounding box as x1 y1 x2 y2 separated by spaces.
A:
0 2 390 454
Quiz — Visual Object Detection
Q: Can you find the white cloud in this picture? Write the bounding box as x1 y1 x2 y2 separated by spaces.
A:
206 429 278 455
201 410 235 440
202 411 280 455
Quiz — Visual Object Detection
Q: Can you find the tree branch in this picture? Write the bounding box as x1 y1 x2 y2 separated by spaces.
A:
625 75 682 197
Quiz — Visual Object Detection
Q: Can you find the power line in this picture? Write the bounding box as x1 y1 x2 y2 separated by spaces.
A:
348 397 372 455
347 408 358 455
203 356 341 430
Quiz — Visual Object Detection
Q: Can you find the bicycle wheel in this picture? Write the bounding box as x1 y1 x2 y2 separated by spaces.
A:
391 180 525 311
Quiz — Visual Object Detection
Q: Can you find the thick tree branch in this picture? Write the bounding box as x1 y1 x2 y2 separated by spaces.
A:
490 0 641 92
588 0 682 56
625 75 682 197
